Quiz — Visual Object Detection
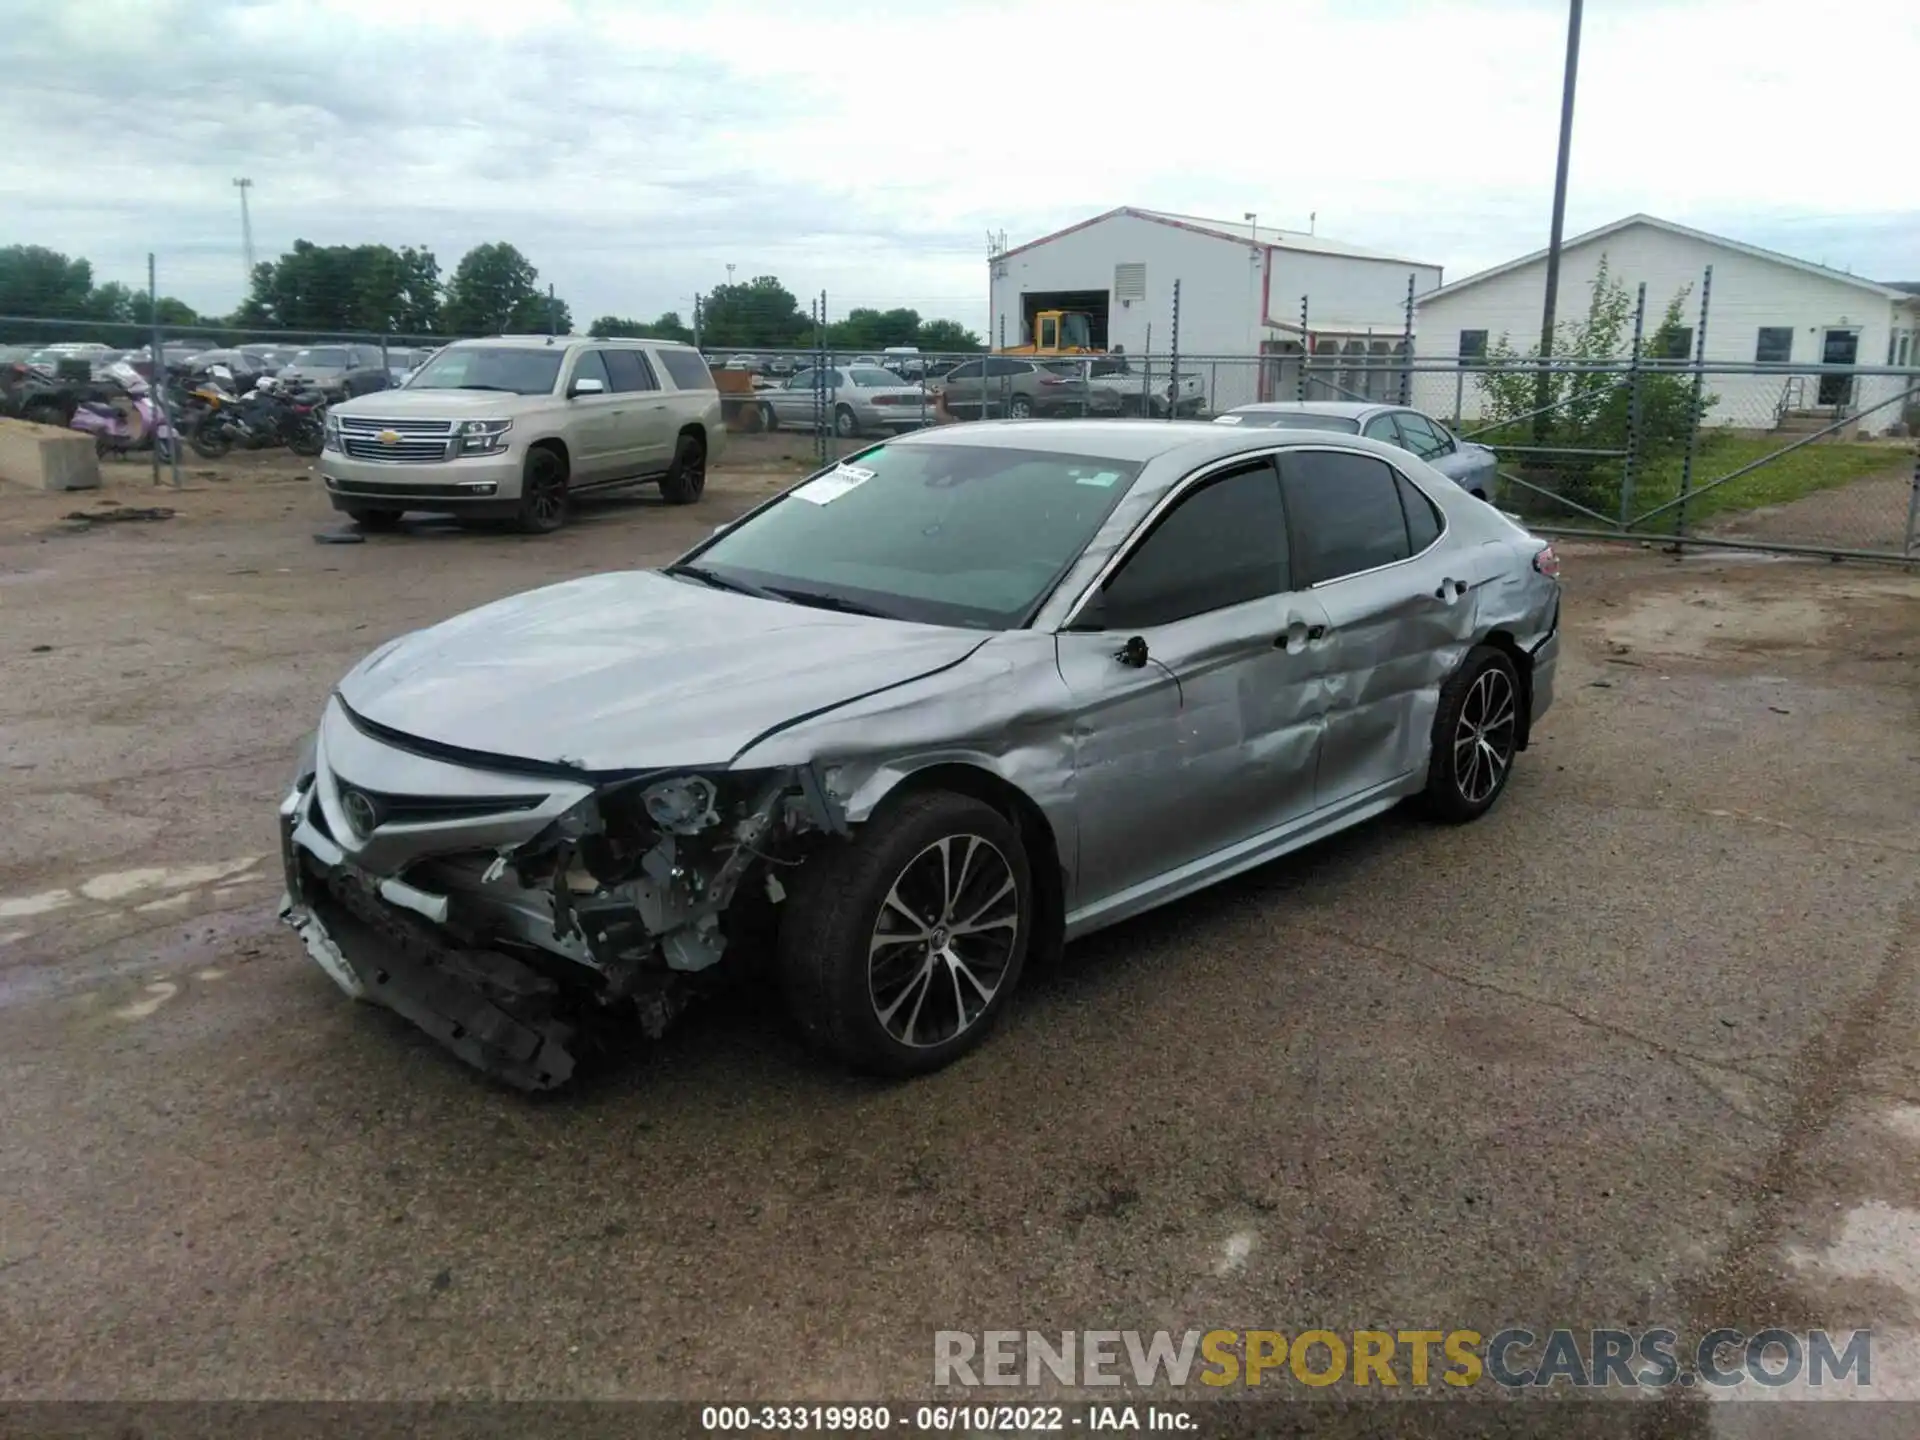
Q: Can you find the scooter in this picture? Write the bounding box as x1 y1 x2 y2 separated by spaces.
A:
67 362 178 461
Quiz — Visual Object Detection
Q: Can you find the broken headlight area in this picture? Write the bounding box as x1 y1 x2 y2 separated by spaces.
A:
281 765 840 1091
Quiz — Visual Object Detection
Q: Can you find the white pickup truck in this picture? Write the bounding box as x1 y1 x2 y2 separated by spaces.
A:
1081 357 1207 417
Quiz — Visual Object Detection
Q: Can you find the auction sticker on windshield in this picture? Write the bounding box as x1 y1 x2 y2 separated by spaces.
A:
793 464 877 505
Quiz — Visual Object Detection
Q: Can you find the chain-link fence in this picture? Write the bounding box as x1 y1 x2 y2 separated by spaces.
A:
7 300 1915 558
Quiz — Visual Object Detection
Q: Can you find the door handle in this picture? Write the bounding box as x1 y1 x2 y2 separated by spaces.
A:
1274 620 1328 652
1434 578 1465 601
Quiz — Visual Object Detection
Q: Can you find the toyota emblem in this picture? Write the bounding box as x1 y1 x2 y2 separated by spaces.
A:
340 787 379 837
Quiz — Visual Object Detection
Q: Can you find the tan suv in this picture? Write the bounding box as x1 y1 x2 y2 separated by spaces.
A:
319 335 724 533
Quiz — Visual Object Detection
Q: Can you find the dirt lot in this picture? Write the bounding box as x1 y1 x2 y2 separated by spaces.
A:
2 443 1918 1434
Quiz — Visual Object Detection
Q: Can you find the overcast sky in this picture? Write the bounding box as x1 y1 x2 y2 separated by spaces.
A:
5 0 1917 330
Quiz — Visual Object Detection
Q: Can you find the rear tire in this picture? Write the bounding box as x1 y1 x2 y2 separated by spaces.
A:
342 506 403 531
833 405 858 438
515 446 570 533
760 403 779 432
1009 394 1034 419
659 432 707 505
1421 645 1523 824
189 416 233 460
779 791 1032 1077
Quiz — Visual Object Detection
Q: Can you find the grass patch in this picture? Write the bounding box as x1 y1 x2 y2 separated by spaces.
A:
1495 432 1905 533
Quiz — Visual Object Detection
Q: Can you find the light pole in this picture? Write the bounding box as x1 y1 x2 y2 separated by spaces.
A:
233 178 256 289
1535 0 1584 428
725 263 736 288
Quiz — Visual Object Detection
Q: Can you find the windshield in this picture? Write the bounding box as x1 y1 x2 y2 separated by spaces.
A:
683 442 1142 629
406 346 564 395
1229 411 1362 433
1060 313 1093 349
292 348 348 367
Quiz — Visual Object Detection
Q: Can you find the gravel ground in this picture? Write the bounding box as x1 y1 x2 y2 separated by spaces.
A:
1 446 1917 1436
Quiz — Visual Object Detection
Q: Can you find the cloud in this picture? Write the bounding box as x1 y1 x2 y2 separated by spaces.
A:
2 0 1916 327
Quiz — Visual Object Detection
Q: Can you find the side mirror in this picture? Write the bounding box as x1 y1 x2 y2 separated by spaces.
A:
1117 635 1150 669
570 377 606 397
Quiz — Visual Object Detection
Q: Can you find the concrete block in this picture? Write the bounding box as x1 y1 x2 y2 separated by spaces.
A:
0 419 100 492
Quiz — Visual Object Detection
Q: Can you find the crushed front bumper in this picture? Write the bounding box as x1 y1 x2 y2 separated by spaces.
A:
279 786 582 1091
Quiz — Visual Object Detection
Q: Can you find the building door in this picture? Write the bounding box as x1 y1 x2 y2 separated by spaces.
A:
1818 328 1859 408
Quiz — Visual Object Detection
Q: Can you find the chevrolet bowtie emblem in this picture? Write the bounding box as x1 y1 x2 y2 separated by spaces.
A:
377 429 401 445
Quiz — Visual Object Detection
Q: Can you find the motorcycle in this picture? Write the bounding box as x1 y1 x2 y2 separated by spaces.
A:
67 362 178 461
188 371 327 459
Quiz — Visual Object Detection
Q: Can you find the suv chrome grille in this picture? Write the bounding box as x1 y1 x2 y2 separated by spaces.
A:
338 415 457 463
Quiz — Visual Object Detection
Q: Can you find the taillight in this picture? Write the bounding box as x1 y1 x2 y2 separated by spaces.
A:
1533 543 1560 578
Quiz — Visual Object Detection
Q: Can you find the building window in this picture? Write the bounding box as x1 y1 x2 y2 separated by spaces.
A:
1651 326 1694 362
1458 329 1488 365
1755 327 1794 364
1899 332 1913 367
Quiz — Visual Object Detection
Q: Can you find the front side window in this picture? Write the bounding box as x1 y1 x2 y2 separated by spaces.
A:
944 361 984 382
1280 451 1413 584
408 346 564 395
985 357 1029 377
1084 462 1289 630
1395 412 1454 460
570 350 613 392
684 443 1142 629
603 348 659 393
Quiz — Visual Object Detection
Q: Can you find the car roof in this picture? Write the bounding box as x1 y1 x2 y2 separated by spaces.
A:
884 418 1406 466
1226 400 1397 418
455 334 699 351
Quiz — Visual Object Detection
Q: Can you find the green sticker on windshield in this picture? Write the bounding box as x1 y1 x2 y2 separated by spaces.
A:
1075 471 1122 488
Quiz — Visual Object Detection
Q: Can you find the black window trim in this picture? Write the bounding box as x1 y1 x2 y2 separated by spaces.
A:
1057 450 1290 631
1277 445 1450 591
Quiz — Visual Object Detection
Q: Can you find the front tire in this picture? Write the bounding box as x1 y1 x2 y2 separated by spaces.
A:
189 416 233 460
659 432 707 505
780 791 1031 1077
1421 645 1522 823
515 446 570 533
833 405 858 438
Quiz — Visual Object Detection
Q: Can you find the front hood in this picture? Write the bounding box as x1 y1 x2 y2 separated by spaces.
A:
337 571 991 773
332 388 534 418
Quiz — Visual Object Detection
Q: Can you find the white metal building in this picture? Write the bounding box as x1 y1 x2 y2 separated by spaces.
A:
989 207 1443 411
1414 214 1920 434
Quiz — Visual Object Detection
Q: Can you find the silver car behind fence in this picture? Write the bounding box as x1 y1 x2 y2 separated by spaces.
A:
280 421 1560 1090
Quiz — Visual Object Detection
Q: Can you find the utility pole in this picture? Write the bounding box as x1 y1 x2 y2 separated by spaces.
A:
1535 0 1584 431
232 178 256 287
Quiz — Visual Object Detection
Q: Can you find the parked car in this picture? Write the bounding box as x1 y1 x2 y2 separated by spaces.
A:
317 334 723 533
933 356 1105 419
278 418 1561 1090
1216 401 1500 501
759 365 934 436
279 344 392 400
237 343 297 372
1086 356 1207 417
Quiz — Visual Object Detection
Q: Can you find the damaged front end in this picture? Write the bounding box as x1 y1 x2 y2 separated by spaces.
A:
279 697 842 1090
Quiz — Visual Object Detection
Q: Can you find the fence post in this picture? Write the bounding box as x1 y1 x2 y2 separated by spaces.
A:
820 291 832 464
1904 447 1920 560
1297 296 1309 402
147 253 162 488
1453 366 1464 426
1400 273 1414 406
1142 323 1152 416
1671 264 1713 545
547 284 558 337
1168 279 1181 421
1620 282 1647 526
692 293 702 351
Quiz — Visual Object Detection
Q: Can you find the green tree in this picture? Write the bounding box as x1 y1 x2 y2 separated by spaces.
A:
699 276 812 349
443 242 568 335
1474 255 1712 515
590 311 694 343
233 240 443 333
828 306 923 350
0 245 95 317
915 318 983 354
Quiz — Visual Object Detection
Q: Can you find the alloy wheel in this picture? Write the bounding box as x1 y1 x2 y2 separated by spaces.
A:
527 455 566 526
1453 666 1517 804
867 834 1020 1049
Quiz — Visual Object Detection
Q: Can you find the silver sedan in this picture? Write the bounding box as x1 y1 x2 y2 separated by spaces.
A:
1218 401 1501 501
760 364 933 436
279 421 1560 1089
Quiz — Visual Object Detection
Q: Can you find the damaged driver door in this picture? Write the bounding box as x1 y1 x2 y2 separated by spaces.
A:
1055 457 1333 919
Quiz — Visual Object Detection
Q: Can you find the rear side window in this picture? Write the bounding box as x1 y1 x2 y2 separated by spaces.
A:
1091 462 1288 629
1280 451 1413 584
985 357 1029 377
656 348 714 391
603 348 659 393
1398 473 1442 553
1395 411 1454 460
